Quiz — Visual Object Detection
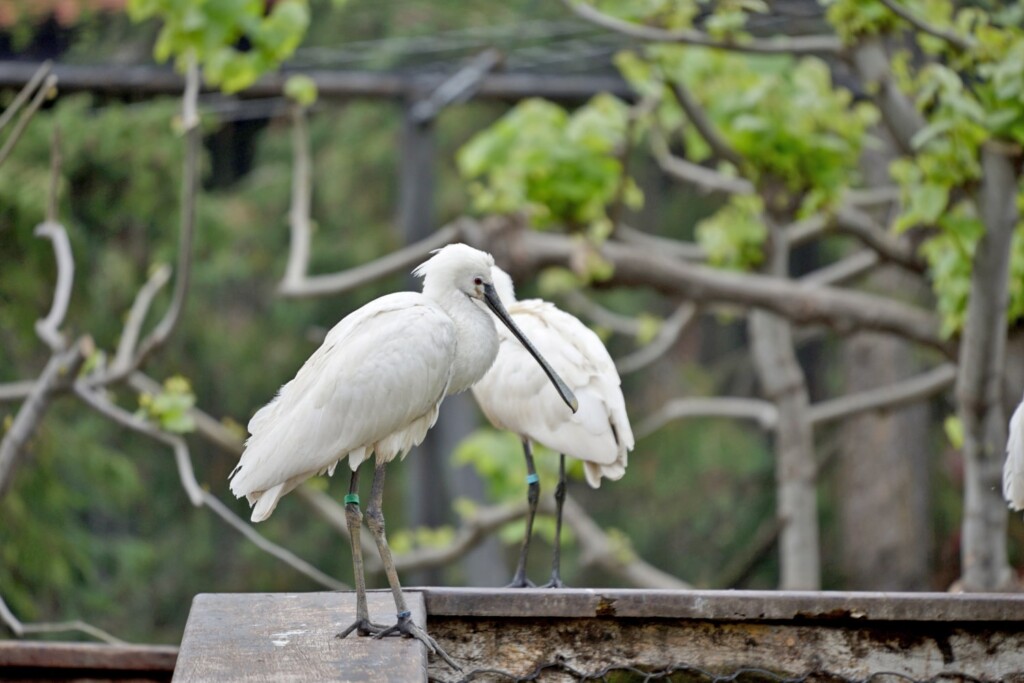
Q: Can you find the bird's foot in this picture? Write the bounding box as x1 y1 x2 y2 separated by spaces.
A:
373 613 461 671
336 618 390 639
542 576 565 589
504 575 536 588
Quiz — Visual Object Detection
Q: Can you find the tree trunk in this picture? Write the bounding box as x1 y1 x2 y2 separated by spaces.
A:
838 318 931 590
749 217 820 590
958 143 1017 591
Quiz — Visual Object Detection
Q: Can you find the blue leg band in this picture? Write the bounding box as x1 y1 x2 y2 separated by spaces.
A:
397 610 411 619
525 473 540 485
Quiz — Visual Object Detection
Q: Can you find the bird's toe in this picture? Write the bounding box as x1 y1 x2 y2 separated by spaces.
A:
336 618 390 639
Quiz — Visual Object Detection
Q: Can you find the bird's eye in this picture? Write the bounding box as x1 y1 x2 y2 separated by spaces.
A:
473 277 483 286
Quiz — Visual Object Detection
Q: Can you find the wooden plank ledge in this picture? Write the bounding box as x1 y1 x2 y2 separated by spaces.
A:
172 592 428 682
0 641 177 681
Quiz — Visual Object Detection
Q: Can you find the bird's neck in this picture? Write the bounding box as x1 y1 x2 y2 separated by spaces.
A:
432 289 499 395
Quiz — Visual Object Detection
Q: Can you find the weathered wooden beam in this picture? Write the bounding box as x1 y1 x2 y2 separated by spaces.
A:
0 61 632 104
0 641 177 681
172 592 429 682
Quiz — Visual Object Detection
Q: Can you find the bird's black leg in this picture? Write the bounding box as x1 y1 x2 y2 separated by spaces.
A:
364 462 461 671
337 467 388 639
543 453 567 588
507 438 539 588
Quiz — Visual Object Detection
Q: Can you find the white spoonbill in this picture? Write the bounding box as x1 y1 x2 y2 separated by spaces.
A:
471 267 633 587
228 245 577 666
1004 394 1024 511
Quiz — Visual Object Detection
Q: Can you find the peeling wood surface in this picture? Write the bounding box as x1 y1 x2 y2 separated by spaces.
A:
173 592 428 682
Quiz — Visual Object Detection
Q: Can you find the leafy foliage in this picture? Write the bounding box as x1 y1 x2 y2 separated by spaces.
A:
126 0 314 92
872 4 1024 335
136 375 197 434
457 95 642 236
695 194 766 270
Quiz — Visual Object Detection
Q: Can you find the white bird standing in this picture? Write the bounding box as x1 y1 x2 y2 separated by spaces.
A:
1004 394 1024 511
472 267 633 587
228 245 577 666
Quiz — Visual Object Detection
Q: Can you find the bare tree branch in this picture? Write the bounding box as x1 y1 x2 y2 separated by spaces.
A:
786 214 830 248
666 81 743 167
833 205 926 273
0 60 51 133
563 495 691 589
0 73 57 167
33 221 75 351
849 39 926 154
131 57 200 368
459 221 953 355
387 500 531 575
615 224 706 262
636 396 779 439
279 223 460 297
809 363 956 426
616 302 696 375
878 0 975 51
650 129 755 196
800 250 879 287
719 516 786 589
200 491 346 590
0 337 91 499
72 383 204 506
562 0 842 55
281 105 313 292
108 265 173 379
0 381 36 403
637 363 957 439
845 186 901 207
562 289 645 336
0 593 126 645
72 382 346 590
288 217 950 353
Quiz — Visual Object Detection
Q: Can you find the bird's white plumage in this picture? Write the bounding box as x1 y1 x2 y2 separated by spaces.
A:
472 268 634 488
1004 393 1024 511
230 244 502 522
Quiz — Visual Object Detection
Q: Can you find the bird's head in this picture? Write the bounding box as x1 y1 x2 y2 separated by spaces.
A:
413 243 496 301
413 244 578 414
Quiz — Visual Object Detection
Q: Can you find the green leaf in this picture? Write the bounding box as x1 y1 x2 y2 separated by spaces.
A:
284 74 318 106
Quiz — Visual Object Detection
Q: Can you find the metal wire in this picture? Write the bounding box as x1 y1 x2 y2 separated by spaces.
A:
430 657 992 683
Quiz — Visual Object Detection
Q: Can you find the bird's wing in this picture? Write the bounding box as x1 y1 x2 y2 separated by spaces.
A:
1005 395 1024 511
231 293 455 497
474 299 633 469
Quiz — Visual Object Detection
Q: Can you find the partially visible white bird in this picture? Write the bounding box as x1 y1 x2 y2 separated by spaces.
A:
1004 394 1024 511
229 245 576 666
472 267 633 587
